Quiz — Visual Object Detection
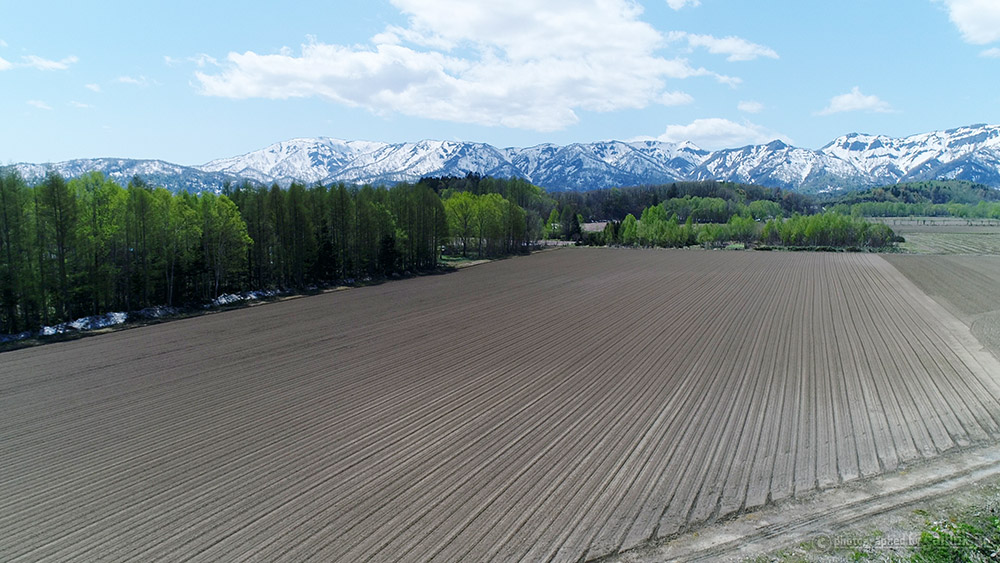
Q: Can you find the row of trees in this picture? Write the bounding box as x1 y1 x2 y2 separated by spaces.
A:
759 213 898 248
830 200 1000 219
546 188 793 242
553 181 815 225
823 180 1000 206
228 182 448 289
0 170 251 334
444 191 529 257
592 206 898 250
660 196 784 223
0 170 533 334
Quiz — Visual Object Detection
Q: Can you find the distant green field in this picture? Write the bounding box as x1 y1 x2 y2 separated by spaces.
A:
874 217 1000 254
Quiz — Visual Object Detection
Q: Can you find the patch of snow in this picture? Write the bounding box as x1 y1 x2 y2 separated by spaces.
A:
0 331 33 344
135 306 180 319
40 311 129 335
211 289 284 307
69 312 128 331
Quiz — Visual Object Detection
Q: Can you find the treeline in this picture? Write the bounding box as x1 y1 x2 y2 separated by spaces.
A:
228 182 448 289
443 191 529 257
554 181 815 224
0 170 252 334
759 214 898 248
821 180 1000 218
0 169 534 334
823 180 1000 206
592 201 897 250
830 200 1000 219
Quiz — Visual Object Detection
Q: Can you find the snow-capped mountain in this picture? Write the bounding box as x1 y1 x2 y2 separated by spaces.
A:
11 124 1000 193
819 124 1000 187
694 140 867 192
195 137 705 191
505 140 707 191
693 124 1000 192
12 158 232 193
198 137 387 185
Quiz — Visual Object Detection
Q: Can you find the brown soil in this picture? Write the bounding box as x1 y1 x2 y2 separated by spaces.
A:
3 248 999 562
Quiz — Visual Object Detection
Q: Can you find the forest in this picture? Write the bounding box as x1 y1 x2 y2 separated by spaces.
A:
0 169 533 335
588 207 898 250
0 171 984 336
552 180 816 222
821 180 1000 218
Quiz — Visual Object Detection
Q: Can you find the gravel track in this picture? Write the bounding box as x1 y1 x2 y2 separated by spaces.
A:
3 248 1000 562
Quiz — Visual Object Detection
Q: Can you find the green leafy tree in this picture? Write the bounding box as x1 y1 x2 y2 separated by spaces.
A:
154 188 200 305
286 183 316 287
0 169 32 332
559 205 581 241
601 221 618 245
37 172 78 321
475 193 504 256
445 191 476 256
620 214 638 246
727 215 757 245
748 199 782 221
328 183 355 278
544 208 560 239
71 172 126 315
201 193 252 297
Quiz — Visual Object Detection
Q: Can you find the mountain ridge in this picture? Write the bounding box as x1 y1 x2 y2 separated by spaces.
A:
11 124 1000 194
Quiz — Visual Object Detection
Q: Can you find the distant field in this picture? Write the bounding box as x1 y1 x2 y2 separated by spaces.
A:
874 217 1000 254
4 248 1000 562
877 217 1000 232
885 254 1000 360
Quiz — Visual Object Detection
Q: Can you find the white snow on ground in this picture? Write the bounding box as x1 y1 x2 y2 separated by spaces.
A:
40 312 130 336
1 292 285 343
135 306 180 319
0 331 33 344
211 289 283 307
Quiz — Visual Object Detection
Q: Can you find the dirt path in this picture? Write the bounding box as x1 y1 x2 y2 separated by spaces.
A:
602 444 1000 562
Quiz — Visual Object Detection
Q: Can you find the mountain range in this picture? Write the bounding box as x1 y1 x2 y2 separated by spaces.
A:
12 124 1000 194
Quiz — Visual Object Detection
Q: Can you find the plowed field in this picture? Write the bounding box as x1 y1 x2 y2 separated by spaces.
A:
4 248 1000 562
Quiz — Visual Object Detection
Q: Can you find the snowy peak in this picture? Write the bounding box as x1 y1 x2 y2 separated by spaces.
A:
11 124 1000 193
695 140 863 192
199 137 390 185
12 158 232 193
816 124 1000 187
194 136 710 191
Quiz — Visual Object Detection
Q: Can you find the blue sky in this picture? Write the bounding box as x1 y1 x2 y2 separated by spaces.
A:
2 0 998 164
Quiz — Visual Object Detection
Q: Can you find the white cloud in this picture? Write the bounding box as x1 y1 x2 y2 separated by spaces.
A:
936 0 1000 44
0 39 7 47
659 91 694 106
27 100 53 111
737 100 763 113
117 75 150 87
666 0 700 9
22 55 78 71
653 118 788 150
196 0 739 131
191 53 219 68
981 47 1000 57
69 101 93 109
818 87 894 115
85 83 101 92
166 53 219 68
0 49 77 71
668 32 778 62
